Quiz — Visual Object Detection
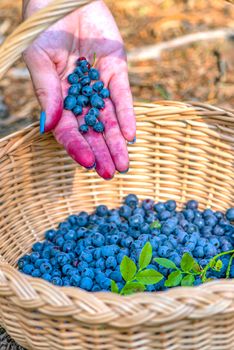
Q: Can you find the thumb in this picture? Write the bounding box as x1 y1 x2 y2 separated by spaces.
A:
23 46 63 133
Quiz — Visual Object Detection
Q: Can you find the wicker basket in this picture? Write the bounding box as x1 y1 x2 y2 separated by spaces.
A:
1 1 234 349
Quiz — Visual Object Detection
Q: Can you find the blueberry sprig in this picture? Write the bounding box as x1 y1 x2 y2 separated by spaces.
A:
113 243 234 294
111 242 163 295
64 53 110 134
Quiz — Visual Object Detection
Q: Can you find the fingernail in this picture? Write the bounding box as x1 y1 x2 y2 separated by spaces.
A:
119 168 129 174
86 162 96 170
128 136 136 145
40 111 46 134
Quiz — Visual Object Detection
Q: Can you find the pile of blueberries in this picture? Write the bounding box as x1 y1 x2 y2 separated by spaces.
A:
64 57 110 134
18 195 234 292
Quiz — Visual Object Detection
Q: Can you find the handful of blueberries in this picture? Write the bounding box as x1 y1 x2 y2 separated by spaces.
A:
64 56 110 134
18 195 234 292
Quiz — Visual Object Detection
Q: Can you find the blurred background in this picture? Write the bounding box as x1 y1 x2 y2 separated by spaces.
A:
0 0 233 140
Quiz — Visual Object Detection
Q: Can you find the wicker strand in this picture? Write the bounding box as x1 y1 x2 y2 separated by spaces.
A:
0 0 95 79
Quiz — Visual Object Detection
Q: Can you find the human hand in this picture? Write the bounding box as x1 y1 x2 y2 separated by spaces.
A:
23 0 136 179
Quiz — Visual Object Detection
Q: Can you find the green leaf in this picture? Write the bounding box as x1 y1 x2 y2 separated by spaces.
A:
180 253 195 272
120 256 137 282
165 271 182 287
192 262 201 274
154 258 177 270
209 259 216 269
136 269 163 285
215 260 223 271
181 274 195 287
139 242 152 270
111 280 119 294
150 220 162 230
121 282 145 295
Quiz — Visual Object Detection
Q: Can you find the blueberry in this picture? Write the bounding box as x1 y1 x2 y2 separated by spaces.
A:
154 202 165 213
22 264 34 275
90 94 105 109
193 217 204 229
34 258 47 268
204 244 217 258
52 277 63 286
89 214 99 224
30 252 40 263
80 250 93 263
110 271 122 282
186 224 198 235
32 242 43 252
213 225 225 236
169 252 181 267
200 226 212 237
62 264 73 275
80 61 90 73
63 277 71 286
194 277 202 286
109 235 120 245
73 105 83 116
76 95 89 107
45 229 56 241
205 215 217 228
68 83 82 95
77 212 89 227
158 246 172 258
106 256 117 270
80 76 91 86
122 236 134 248
215 211 224 220
78 124 89 134
42 273 52 282
124 194 139 208
176 228 188 244
92 284 101 292
165 200 176 212
183 209 194 222
99 88 110 99
40 262 52 274
186 200 198 210
64 95 77 110
57 253 70 266
101 245 119 258
84 113 96 127
210 237 220 248
100 277 111 290
96 258 105 270
32 269 41 277
158 210 171 221
50 256 58 266
129 214 144 229
52 269 62 277
74 67 84 77
93 121 105 133
93 81 104 92
140 223 150 234
70 274 81 287
41 248 51 259
88 68 100 81
203 209 214 218
80 277 93 291
134 208 145 216
68 73 79 84
83 268 95 279
64 230 76 241
82 86 93 97
197 238 207 247
96 205 108 217
89 107 100 118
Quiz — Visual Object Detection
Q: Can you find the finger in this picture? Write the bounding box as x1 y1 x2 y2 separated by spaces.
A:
54 111 95 169
100 55 136 142
77 112 116 180
99 99 129 173
23 46 63 133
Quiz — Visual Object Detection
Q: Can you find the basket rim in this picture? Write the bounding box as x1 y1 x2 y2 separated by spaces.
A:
0 263 234 327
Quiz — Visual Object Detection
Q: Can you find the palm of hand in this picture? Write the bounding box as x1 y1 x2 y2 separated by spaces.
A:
24 0 135 179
